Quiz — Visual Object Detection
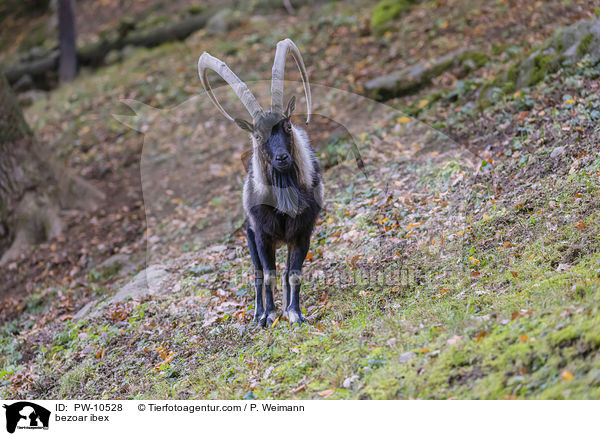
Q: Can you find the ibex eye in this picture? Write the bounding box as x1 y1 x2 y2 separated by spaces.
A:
284 120 292 133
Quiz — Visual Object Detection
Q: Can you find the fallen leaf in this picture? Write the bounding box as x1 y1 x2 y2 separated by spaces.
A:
291 384 307 394
350 255 362 265
317 389 335 398
154 352 175 370
560 370 574 381
406 222 421 231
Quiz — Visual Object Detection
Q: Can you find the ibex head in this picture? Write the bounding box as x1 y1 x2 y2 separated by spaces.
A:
197 38 312 176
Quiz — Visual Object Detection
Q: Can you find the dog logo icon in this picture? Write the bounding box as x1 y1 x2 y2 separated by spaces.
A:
3 402 50 433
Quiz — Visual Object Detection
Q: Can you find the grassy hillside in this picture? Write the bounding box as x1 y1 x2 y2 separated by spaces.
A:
1 0 599 399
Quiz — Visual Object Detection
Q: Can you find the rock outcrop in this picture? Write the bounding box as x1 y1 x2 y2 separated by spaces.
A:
364 48 488 101
479 17 600 106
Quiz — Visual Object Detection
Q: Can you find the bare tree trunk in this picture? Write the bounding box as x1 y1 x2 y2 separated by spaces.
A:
0 72 102 265
58 0 77 82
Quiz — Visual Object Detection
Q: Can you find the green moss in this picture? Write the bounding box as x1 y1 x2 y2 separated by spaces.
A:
577 32 594 56
497 64 518 93
370 0 416 34
462 51 489 69
529 53 556 86
583 325 600 348
555 37 564 53
501 81 515 94
549 326 580 346
505 63 519 84
185 4 205 15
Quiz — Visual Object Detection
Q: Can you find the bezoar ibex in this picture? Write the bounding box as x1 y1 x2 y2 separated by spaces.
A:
198 38 323 326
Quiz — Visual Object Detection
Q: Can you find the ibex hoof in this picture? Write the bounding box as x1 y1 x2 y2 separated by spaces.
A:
285 309 305 326
265 311 278 327
252 310 264 326
257 310 277 328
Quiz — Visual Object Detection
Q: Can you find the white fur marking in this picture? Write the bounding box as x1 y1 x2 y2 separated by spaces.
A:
251 136 269 197
315 180 325 207
289 272 302 286
242 178 256 230
264 272 277 287
291 125 314 188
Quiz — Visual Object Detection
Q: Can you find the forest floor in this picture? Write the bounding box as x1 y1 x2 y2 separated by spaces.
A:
1 0 600 399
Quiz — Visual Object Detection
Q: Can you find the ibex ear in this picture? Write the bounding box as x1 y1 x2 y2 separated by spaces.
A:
234 118 254 133
284 96 296 118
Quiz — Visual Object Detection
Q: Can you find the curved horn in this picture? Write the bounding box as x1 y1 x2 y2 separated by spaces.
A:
198 52 264 122
270 38 312 124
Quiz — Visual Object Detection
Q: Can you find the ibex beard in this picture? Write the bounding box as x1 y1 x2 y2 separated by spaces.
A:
198 39 323 326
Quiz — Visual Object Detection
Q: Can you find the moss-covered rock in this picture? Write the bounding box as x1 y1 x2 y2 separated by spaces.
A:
519 51 561 88
462 51 490 71
365 48 488 101
478 17 600 108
